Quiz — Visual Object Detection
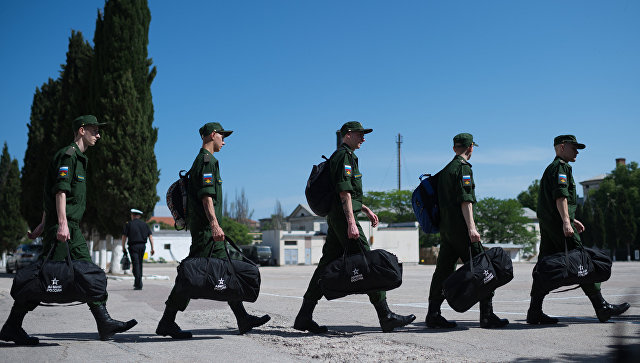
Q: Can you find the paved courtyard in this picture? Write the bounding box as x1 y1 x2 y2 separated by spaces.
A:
1 261 638 362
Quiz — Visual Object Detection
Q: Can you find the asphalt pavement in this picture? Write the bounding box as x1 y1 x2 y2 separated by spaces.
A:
1 262 639 362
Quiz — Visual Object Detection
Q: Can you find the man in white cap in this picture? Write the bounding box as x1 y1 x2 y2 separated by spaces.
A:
121 208 155 290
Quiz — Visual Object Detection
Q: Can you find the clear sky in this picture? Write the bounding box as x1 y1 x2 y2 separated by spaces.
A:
1 0 639 220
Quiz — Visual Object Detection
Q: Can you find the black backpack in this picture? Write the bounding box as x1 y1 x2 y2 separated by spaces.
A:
305 155 333 217
167 170 190 230
411 173 440 233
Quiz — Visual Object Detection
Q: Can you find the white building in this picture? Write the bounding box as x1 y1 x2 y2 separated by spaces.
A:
262 204 420 266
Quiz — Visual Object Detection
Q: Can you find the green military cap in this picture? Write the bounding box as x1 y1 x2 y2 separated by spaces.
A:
453 133 478 147
340 121 373 136
554 134 585 149
72 115 106 131
199 122 233 138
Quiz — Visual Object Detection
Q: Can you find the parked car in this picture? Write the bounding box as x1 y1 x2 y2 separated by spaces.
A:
6 242 43 273
240 244 273 266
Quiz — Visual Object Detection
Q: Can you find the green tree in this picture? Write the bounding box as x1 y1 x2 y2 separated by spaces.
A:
363 190 414 223
220 217 252 245
88 0 159 236
475 197 537 253
517 179 540 212
615 187 637 261
21 78 62 228
57 30 94 137
0 143 27 252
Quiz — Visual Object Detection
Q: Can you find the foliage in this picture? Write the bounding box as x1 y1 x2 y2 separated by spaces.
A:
419 231 440 248
88 0 159 236
229 188 254 226
583 161 640 257
21 78 62 228
517 179 539 212
475 197 537 253
0 143 27 252
363 190 414 223
220 216 252 245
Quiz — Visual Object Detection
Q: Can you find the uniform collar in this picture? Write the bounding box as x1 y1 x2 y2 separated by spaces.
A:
71 142 87 160
340 143 355 155
454 154 471 166
554 155 569 165
200 148 217 163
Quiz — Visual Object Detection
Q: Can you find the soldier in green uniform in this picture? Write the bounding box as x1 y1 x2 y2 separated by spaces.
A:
156 122 270 339
527 135 630 324
294 121 416 333
425 133 509 329
0 115 137 345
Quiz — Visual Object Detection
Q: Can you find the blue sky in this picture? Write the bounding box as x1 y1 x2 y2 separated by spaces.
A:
1 0 639 220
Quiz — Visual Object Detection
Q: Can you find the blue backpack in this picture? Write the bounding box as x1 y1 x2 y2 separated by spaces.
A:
411 173 440 233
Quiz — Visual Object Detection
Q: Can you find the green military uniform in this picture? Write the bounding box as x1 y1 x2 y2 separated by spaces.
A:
302 142 385 304
428 154 484 300
17 141 107 312
534 155 599 296
165 148 230 311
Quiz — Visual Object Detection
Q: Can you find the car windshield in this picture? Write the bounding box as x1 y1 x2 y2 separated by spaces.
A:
257 247 270 252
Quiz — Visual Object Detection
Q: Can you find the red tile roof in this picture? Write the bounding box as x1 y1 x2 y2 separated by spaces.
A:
148 216 175 227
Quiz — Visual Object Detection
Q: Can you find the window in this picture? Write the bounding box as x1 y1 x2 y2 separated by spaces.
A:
284 241 297 246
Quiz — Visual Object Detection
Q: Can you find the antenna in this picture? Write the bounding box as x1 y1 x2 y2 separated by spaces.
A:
396 133 403 190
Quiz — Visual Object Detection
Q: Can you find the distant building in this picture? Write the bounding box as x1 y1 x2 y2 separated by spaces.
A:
261 204 420 266
579 158 625 201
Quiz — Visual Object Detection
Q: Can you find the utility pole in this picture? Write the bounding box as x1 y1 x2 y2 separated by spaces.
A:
396 133 403 190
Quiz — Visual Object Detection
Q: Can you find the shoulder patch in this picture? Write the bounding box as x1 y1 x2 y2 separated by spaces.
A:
344 164 352 176
65 146 75 156
203 173 213 185
558 173 567 185
58 166 70 179
203 154 211 163
462 175 472 186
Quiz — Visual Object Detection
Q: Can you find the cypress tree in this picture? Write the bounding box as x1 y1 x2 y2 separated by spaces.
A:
57 30 94 135
1 143 27 252
89 0 159 235
21 78 62 228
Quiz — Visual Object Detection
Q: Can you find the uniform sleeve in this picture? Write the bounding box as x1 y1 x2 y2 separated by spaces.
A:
51 153 75 195
457 164 476 204
123 222 129 236
551 163 571 200
147 224 152 236
333 152 354 193
196 159 217 201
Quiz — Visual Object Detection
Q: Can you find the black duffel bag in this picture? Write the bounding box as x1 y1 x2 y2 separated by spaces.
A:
443 245 514 313
174 236 261 302
319 243 403 300
532 238 612 295
11 240 108 304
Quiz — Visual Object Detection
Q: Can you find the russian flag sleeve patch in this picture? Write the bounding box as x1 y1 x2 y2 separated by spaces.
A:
203 173 213 185
558 173 567 185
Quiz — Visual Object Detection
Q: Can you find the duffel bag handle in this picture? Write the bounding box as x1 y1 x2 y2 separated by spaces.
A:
42 239 73 269
467 241 486 272
340 240 371 274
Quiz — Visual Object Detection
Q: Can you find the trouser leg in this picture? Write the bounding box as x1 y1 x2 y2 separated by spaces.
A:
128 244 145 289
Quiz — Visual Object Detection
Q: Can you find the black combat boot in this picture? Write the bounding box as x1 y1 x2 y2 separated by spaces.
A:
425 299 457 329
526 294 558 325
0 306 39 346
479 298 509 329
228 301 271 334
373 299 416 332
89 304 137 341
293 299 328 334
587 292 630 323
156 306 192 339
